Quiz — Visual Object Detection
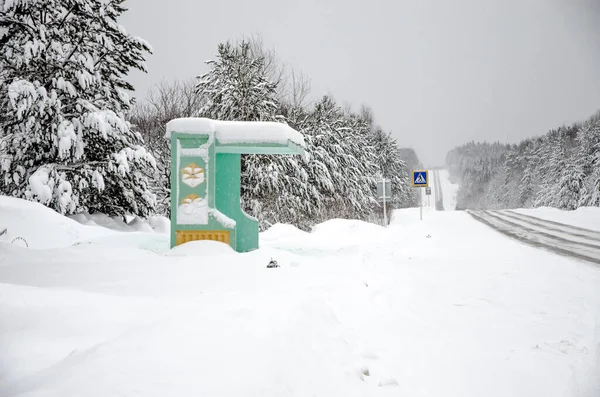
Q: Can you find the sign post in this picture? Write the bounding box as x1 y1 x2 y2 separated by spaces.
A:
426 186 431 207
412 170 429 221
377 177 392 226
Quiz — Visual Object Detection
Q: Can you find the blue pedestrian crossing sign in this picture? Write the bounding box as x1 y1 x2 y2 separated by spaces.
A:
412 170 428 187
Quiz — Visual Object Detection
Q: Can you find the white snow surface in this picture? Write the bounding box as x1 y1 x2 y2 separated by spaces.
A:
165 117 306 148
0 198 599 396
512 206 600 232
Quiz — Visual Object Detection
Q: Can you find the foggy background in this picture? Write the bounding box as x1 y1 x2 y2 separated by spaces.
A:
120 0 600 166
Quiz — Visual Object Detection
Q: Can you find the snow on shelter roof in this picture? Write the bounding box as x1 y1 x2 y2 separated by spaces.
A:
165 118 306 149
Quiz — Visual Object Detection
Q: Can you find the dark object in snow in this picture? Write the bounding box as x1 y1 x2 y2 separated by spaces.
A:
0 228 6 237
11 236 28 247
426 234 431 238
267 258 279 268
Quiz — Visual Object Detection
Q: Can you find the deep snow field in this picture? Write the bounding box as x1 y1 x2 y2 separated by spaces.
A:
1 195 599 397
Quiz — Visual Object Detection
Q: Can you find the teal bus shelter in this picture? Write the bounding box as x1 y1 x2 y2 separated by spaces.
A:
165 118 305 252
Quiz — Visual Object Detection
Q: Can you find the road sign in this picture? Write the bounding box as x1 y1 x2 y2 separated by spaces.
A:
425 187 431 195
412 170 428 187
376 179 391 200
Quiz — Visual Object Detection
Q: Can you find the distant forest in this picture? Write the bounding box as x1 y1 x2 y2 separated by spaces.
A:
446 110 600 211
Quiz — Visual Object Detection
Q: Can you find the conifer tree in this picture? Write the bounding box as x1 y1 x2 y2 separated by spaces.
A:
0 0 155 217
196 40 309 228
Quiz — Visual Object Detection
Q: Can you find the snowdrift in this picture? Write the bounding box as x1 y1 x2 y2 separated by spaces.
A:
1 197 599 397
0 196 169 250
0 196 115 249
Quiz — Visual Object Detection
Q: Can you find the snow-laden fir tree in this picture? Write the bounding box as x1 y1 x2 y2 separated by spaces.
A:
556 161 585 210
575 113 600 206
0 0 156 217
196 41 281 122
534 127 572 208
196 40 310 229
589 147 600 206
367 125 410 214
304 96 378 221
518 141 540 207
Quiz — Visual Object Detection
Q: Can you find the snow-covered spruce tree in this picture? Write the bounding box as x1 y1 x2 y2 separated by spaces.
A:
196 41 311 229
196 41 282 122
534 127 572 208
305 96 378 221
556 161 585 210
368 126 410 215
273 104 323 229
0 0 155 217
589 148 600 206
574 114 600 206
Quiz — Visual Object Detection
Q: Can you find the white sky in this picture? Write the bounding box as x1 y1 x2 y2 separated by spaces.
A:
120 0 600 166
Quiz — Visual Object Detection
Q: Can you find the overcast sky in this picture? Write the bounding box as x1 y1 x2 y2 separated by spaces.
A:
120 0 600 166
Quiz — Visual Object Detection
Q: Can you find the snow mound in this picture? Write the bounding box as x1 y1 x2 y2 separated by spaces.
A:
0 195 114 249
77 233 170 253
75 213 134 232
147 216 170 234
260 223 308 242
0 197 167 251
260 219 388 257
68 213 98 226
311 218 385 236
69 212 170 234
127 216 155 233
164 240 236 257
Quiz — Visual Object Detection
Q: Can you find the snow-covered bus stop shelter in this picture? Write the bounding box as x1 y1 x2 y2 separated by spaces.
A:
165 118 305 252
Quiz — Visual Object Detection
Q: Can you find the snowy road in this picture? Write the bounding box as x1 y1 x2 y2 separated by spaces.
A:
432 169 444 211
467 210 600 266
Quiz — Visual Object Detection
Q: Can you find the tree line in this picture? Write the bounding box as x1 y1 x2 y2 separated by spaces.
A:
446 111 600 210
0 0 420 230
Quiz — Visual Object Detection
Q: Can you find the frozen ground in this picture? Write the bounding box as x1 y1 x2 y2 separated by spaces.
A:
0 197 599 397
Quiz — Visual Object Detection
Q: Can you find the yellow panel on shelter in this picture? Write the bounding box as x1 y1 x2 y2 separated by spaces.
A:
175 230 231 245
